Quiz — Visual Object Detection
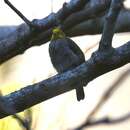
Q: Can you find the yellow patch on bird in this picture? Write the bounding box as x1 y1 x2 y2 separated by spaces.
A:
53 27 61 34
51 27 66 41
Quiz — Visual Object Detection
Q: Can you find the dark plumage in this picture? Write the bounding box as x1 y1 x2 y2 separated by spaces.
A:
49 28 85 101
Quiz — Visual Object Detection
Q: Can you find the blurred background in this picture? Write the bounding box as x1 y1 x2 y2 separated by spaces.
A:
0 0 130 130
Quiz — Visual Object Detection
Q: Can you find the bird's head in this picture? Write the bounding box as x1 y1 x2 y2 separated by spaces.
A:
51 27 65 41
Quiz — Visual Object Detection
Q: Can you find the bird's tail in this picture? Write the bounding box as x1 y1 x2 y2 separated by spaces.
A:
75 85 85 101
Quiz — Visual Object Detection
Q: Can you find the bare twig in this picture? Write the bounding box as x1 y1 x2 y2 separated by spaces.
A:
89 70 130 118
4 0 32 27
12 114 32 130
75 113 130 129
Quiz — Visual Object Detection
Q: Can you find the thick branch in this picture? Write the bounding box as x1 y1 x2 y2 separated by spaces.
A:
68 8 130 36
0 40 130 119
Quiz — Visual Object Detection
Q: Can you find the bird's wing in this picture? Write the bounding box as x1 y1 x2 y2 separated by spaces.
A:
66 38 85 62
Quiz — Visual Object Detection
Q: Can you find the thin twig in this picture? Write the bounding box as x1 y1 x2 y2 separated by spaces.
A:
4 0 33 28
76 113 130 129
12 114 31 130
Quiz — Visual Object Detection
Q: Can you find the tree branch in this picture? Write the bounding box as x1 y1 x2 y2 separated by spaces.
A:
99 0 122 50
4 0 32 27
0 40 130 119
0 0 124 64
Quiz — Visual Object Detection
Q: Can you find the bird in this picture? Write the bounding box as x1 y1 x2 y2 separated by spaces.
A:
49 27 85 101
